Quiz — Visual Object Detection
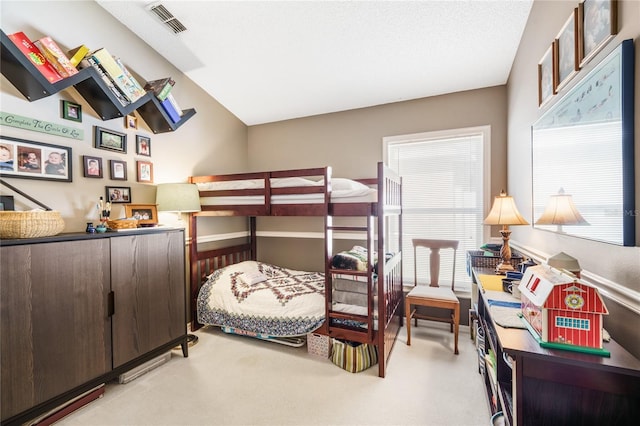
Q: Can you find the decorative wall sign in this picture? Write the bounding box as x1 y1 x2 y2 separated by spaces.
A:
0 111 83 140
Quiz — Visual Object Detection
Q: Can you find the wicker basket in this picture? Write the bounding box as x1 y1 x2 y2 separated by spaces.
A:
0 210 65 239
466 249 524 269
107 219 138 230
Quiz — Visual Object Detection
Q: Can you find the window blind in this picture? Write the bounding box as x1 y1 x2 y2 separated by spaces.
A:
387 129 488 291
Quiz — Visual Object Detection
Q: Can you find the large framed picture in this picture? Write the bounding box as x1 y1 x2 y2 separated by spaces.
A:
578 0 618 67
554 9 579 92
109 160 127 181
124 203 158 225
0 135 72 182
94 126 127 153
136 160 153 183
106 185 131 203
538 44 555 107
83 155 103 178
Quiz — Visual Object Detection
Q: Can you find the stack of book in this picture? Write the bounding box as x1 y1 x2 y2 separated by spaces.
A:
160 93 183 123
33 36 79 79
7 32 65 83
144 77 175 101
79 47 147 107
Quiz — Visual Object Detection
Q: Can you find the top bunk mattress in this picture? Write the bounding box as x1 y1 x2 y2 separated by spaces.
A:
196 177 377 205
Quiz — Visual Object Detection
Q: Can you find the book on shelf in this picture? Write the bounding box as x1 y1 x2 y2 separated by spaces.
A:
160 97 181 123
33 36 79 78
114 57 146 100
7 31 62 83
79 56 130 107
90 47 145 103
144 77 175 101
67 44 90 67
165 93 184 116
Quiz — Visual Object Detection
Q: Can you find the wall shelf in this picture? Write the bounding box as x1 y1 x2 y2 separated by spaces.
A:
1 29 196 133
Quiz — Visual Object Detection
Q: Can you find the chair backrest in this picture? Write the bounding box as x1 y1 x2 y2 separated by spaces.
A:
413 238 459 290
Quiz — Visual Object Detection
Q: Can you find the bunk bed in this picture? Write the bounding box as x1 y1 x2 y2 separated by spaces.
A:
188 162 403 377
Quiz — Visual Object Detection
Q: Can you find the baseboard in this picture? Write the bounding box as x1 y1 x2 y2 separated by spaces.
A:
118 352 171 384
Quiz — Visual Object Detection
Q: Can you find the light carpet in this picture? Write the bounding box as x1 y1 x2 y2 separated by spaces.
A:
58 322 490 425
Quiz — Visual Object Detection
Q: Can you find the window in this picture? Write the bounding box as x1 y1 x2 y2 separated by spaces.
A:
384 126 491 291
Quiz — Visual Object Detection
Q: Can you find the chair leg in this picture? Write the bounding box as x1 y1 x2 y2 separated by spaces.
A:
453 303 460 355
405 299 412 346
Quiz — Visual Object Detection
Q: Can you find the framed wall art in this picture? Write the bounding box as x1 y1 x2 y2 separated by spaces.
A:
94 126 127 153
83 155 103 178
106 185 131 203
136 135 151 157
0 135 72 182
124 203 158 225
61 100 82 122
109 160 127 181
554 8 579 92
136 160 153 183
538 44 555 107
125 114 138 129
578 0 618 67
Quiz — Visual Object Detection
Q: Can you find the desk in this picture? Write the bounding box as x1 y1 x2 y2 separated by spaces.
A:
472 267 640 426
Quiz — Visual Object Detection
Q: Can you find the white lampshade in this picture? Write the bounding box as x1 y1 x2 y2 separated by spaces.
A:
484 190 529 226
535 188 589 226
155 183 201 213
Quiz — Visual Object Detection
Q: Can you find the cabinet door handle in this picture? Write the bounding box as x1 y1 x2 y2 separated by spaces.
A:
108 291 115 317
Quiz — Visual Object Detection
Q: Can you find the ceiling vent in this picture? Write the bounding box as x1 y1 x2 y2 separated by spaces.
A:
147 2 187 34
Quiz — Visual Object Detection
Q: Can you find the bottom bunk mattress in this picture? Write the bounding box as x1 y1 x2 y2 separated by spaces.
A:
197 260 326 337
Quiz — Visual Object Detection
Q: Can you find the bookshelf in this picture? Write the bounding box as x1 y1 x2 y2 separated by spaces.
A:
0 30 196 134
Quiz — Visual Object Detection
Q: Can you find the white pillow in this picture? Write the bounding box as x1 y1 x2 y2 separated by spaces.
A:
320 178 369 191
270 177 321 188
240 271 267 285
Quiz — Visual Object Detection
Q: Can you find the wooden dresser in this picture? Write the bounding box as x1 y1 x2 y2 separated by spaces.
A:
1 228 188 425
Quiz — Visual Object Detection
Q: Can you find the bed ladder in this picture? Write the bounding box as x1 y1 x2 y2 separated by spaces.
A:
325 215 376 344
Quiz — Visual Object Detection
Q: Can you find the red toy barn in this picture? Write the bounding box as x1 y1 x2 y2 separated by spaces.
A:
519 265 608 349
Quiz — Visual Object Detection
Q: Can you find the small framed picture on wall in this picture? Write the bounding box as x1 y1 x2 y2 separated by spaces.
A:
83 155 103 178
136 135 151 157
109 160 127 181
136 160 153 183
538 44 555 107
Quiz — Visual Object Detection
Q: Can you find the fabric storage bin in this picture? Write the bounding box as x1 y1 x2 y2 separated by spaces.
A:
307 332 331 358
331 338 378 373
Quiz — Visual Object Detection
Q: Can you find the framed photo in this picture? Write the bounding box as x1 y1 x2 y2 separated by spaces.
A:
538 44 555 107
61 100 82 122
0 135 72 182
94 126 127 153
125 114 138 129
124 203 158 225
106 186 131 203
83 155 103 178
578 0 618 67
136 160 153 183
0 195 15 211
136 135 151 157
554 9 579 92
109 160 127 181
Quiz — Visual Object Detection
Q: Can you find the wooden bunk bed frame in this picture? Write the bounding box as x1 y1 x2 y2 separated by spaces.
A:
188 162 403 378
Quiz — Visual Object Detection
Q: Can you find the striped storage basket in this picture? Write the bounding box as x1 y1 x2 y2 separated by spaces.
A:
331 338 378 373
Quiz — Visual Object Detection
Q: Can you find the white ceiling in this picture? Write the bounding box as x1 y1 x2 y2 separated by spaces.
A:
97 0 533 126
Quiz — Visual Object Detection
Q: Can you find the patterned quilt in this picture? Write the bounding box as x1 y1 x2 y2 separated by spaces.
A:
197 261 326 337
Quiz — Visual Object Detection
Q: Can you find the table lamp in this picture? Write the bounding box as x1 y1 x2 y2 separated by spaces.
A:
535 188 589 233
155 183 201 226
484 190 529 274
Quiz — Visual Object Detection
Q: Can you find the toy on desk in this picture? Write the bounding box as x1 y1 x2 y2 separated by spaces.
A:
518 264 610 356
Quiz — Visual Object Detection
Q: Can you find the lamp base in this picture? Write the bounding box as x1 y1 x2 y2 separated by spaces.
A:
495 261 515 275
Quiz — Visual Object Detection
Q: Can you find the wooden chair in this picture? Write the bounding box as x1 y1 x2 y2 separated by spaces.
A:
405 238 460 354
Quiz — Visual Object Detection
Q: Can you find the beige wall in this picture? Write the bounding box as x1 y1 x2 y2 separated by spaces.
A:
508 0 640 357
248 86 509 269
0 1 248 235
